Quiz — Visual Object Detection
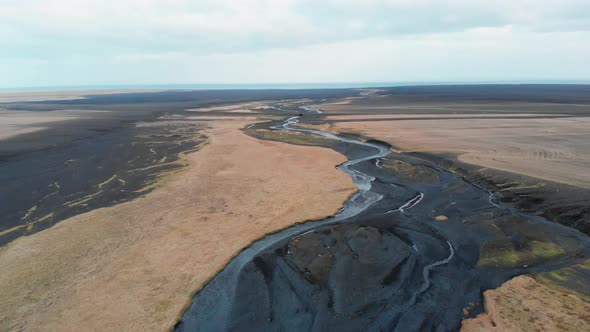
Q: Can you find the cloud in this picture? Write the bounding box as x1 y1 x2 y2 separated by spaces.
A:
0 0 589 87
110 52 188 64
3 0 589 53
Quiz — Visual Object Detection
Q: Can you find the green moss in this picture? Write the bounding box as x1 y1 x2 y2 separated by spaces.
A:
478 240 566 268
541 270 569 281
479 249 520 268
535 259 590 302
529 240 565 259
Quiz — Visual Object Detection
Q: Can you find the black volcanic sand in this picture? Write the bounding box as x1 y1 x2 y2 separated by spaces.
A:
381 84 590 105
176 118 590 332
0 89 358 112
0 116 205 246
406 151 590 236
0 89 362 246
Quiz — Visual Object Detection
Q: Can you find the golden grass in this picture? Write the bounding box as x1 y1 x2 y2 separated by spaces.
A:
0 118 356 332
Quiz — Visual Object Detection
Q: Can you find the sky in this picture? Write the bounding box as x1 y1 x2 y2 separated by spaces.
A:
1 0 589 88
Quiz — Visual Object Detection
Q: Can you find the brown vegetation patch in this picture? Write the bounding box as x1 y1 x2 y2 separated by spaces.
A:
461 275 590 332
0 118 356 331
328 116 590 188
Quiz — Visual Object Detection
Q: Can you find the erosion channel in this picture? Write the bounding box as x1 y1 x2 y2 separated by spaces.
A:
175 107 590 332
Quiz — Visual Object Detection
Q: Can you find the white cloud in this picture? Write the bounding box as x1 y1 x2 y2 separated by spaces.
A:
110 52 188 64
0 0 589 87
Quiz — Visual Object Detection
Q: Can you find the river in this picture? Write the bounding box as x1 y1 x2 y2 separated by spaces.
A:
175 108 590 331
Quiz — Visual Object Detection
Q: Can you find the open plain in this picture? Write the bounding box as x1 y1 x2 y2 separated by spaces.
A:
1 85 589 331
308 86 590 234
0 114 355 330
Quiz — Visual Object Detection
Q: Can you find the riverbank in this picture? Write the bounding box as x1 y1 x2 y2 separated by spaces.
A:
3 86 590 331
315 118 590 236
303 89 590 236
176 110 590 331
0 116 355 331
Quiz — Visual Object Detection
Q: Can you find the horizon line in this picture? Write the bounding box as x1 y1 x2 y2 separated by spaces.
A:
2 79 590 93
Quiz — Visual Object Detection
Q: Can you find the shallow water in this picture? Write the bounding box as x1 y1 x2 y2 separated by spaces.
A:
176 112 590 332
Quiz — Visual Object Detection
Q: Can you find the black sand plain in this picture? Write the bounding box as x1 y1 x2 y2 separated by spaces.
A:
2 85 590 331
0 89 358 246
176 104 590 331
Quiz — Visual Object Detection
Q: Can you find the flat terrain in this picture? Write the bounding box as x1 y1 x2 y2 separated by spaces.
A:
327 114 590 188
312 87 590 188
177 92 590 331
0 89 164 103
0 110 79 140
1 85 589 332
0 116 355 331
304 87 590 234
293 86 590 331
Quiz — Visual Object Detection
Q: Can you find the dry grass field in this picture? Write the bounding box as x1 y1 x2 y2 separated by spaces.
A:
313 93 590 188
327 114 590 188
0 116 355 331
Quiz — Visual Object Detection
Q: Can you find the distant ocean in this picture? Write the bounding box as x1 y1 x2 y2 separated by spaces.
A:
1 80 589 92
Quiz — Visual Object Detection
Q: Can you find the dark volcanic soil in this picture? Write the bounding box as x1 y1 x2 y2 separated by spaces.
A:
0 117 205 246
0 89 360 246
175 114 590 332
4 87 590 331
408 151 590 236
